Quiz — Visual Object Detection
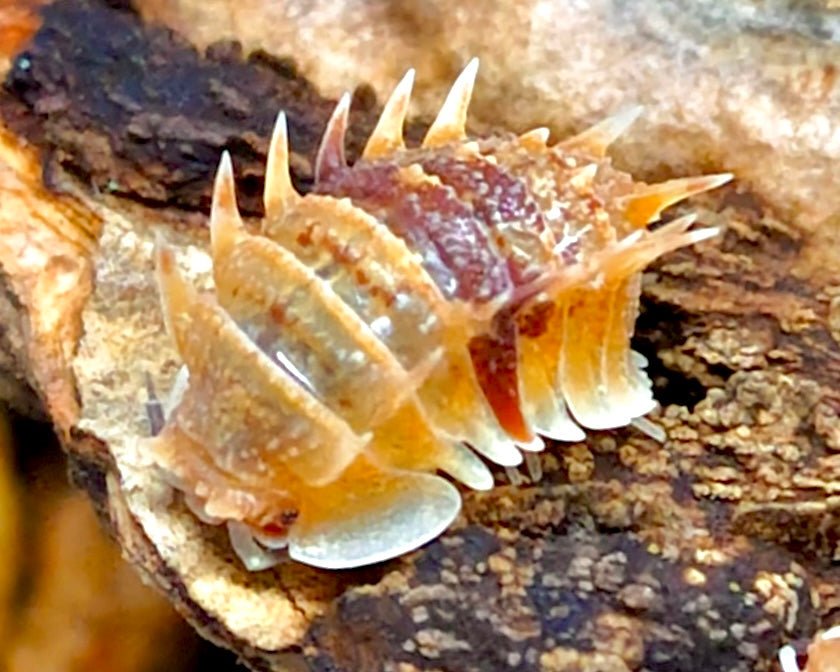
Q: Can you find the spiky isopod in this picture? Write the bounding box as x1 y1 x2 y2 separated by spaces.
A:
145 59 732 570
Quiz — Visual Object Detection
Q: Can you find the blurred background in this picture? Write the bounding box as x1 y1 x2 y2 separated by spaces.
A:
0 410 243 671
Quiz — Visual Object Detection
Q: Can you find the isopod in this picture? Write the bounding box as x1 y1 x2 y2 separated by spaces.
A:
144 59 732 570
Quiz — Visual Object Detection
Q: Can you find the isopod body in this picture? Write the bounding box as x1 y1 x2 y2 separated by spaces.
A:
145 59 732 570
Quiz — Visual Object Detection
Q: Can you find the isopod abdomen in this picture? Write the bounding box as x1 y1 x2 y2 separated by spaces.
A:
144 59 731 570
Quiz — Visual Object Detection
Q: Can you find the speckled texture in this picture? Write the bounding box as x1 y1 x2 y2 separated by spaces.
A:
304 524 812 671
0 2 838 670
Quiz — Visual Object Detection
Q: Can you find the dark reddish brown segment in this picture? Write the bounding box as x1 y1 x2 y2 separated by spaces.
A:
468 309 532 443
315 160 512 303
416 152 545 441
317 155 535 443
419 152 552 286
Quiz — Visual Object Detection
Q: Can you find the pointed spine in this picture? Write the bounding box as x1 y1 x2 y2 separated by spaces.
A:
623 173 734 226
315 93 351 183
558 106 644 157
518 127 550 149
363 69 415 159
422 58 479 148
264 111 299 220
210 151 244 260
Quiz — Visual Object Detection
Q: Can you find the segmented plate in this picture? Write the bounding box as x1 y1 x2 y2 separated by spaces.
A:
144 59 732 570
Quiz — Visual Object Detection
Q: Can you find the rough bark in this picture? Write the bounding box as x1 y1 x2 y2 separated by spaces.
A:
1 0 430 215
0 2 838 672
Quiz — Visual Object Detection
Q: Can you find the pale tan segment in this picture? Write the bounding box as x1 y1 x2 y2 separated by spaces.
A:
262 202 447 367
288 456 462 570
219 452 465 571
211 179 493 490
215 453 463 571
554 216 717 429
558 282 654 430
263 194 523 466
422 57 479 148
517 331 585 442
604 278 660 417
213 160 415 429
363 68 415 159
367 410 494 490
418 339 524 467
216 229 415 425
153 244 366 488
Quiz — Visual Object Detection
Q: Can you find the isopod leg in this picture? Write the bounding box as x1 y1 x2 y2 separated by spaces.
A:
227 521 285 572
144 372 165 436
524 452 543 482
143 365 190 438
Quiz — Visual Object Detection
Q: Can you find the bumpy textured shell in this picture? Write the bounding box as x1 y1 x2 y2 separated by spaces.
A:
145 60 732 570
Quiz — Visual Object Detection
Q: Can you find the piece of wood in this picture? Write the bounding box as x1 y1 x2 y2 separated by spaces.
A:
0 2 838 671
2 0 431 216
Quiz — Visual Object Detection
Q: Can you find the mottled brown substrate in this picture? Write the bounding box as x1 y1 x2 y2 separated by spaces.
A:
0 2 838 672
304 523 813 671
1 0 427 215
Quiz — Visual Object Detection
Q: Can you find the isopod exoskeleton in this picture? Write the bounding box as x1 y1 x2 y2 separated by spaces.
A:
144 58 732 570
